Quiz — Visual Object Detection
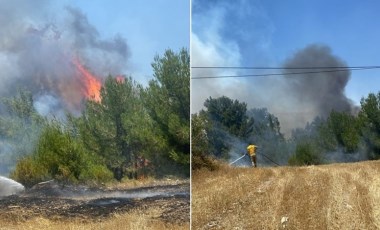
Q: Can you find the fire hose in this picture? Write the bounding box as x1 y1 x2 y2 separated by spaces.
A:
229 151 281 166
260 153 281 166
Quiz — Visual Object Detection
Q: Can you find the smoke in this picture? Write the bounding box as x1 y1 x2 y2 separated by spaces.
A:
193 43 358 135
0 1 130 175
324 148 367 164
227 135 250 167
282 45 356 119
0 1 129 114
192 2 359 136
0 176 24 197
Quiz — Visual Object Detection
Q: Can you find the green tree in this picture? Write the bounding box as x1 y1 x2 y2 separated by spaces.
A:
317 119 338 152
79 76 149 180
325 111 360 153
0 90 45 174
359 92 380 159
191 113 218 170
204 96 254 138
246 108 288 165
288 142 322 166
200 96 254 159
144 48 190 173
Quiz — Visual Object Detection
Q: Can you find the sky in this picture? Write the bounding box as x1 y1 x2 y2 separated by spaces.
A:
59 0 189 85
0 0 188 115
191 0 380 134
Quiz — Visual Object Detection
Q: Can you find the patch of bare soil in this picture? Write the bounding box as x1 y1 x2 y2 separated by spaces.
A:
0 180 189 225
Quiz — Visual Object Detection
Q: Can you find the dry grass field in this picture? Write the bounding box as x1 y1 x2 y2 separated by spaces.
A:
0 207 189 230
192 161 380 229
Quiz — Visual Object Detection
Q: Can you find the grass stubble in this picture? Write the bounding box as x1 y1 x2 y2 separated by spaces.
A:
192 161 380 229
0 207 188 230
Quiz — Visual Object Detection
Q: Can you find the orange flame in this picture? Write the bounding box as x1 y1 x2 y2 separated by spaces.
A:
116 75 124 83
73 58 102 102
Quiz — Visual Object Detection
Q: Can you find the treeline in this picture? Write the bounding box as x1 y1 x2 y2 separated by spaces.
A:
1 49 189 187
192 92 380 170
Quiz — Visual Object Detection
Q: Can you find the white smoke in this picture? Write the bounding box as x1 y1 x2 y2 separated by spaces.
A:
192 1 356 136
0 1 130 175
0 176 24 197
0 1 129 114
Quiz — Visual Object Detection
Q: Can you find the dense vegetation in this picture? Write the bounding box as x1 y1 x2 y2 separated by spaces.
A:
1 49 189 186
192 92 380 169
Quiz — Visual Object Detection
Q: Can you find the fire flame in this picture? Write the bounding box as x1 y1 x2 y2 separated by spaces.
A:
73 58 102 102
116 75 124 83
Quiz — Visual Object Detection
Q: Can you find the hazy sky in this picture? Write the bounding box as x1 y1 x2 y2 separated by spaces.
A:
58 0 189 84
0 0 189 116
191 0 380 132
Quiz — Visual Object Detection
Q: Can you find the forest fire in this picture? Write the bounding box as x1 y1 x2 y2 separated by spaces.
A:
72 58 102 102
116 75 125 83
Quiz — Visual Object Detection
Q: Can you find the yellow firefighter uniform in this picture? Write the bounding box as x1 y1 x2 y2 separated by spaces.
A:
247 144 257 167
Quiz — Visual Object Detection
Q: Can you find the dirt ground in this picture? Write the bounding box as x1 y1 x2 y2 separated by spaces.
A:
192 161 380 229
0 180 189 228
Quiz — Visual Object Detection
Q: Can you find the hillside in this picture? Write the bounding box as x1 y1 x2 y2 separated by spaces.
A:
192 161 380 229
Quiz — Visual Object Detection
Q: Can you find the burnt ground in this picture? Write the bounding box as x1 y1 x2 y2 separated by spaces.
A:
0 181 189 225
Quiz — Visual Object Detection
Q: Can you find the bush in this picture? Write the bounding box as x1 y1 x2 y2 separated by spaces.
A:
10 156 49 188
192 154 219 171
191 113 219 171
288 142 322 166
11 121 113 186
80 164 114 184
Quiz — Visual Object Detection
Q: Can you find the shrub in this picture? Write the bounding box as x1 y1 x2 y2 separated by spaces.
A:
80 164 114 184
192 154 219 171
11 121 113 186
10 156 49 187
288 142 322 166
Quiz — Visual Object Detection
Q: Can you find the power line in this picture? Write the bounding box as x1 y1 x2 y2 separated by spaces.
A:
191 66 380 79
191 65 380 70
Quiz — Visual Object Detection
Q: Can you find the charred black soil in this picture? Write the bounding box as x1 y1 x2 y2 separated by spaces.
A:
0 181 189 225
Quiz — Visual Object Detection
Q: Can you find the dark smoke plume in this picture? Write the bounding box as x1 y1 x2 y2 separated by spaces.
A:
193 44 358 135
282 44 356 119
253 44 358 135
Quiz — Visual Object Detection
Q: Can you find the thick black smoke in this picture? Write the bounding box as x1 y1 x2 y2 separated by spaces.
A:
282 44 356 119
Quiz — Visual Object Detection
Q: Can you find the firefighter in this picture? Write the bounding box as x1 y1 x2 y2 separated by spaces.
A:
247 144 257 167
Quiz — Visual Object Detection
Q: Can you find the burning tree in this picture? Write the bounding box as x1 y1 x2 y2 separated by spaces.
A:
78 76 148 180
6 49 190 185
72 57 102 103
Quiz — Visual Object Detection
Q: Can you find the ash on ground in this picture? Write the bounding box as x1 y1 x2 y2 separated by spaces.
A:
0 180 189 225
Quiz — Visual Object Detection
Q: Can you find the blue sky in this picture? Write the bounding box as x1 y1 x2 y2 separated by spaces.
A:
192 0 380 133
56 0 189 85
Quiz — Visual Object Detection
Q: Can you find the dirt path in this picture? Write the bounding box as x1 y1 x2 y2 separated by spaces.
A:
192 161 380 229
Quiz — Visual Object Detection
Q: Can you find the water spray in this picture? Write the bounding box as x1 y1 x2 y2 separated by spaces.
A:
0 176 24 197
229 153 248 165
229 146 281 167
